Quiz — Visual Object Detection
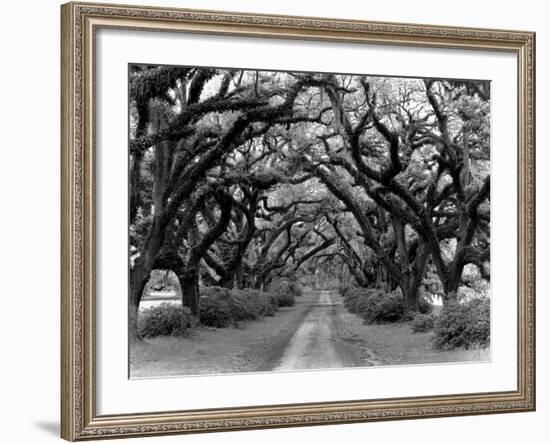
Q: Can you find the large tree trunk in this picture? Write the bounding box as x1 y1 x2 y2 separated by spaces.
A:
129 216 166 341
219 273 235 289
128 301 141 343
438 225 469 305
234 263 246 289
129 151 144 223
253 277 262 290
179 269 200 316
180 192 234 315
130 100 149 223
129 262 150 341
400 280 420 316
443 271 461 304
400 242 430 316
129 133 174 341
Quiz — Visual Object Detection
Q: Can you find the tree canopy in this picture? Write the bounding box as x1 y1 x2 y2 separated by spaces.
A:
128 65 491 339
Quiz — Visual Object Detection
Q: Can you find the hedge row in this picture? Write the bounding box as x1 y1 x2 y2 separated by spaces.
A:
410 312 436 333
139 281 302 336
199 287 279 328
341 286 490 350
433 298 490 350
138 303 193 338
341 287 432 324
400 297 490 350
268 279 302 307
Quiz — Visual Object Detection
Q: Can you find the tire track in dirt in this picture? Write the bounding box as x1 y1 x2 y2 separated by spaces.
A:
260 290 370 371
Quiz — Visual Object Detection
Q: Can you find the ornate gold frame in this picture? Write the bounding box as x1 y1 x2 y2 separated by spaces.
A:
61 1 536 440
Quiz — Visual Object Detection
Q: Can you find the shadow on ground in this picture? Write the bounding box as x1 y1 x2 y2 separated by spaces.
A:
34 421 59 436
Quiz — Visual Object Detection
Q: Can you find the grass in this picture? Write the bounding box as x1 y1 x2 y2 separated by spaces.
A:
130 294 315 378
335 295 490 366
358 323 490 365
131 291 490 378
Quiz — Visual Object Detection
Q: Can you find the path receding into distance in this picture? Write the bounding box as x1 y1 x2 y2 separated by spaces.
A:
269 290 361 371
132 289 483 378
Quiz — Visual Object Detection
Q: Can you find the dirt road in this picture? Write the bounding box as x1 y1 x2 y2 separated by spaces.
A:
131 289 487 378
265 290 363 371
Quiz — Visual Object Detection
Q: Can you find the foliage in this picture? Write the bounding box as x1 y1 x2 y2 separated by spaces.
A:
288 280 303 297
343 287 432 324
199 286 277 328
402 297 433 320
231 289 278 319
270 291 295 307
268 280 298 307
342 288 401 323
342 287 370 313
128 64 491 343
433 298 490 350
138 303 192 338
360 291 404 324
410 313 436 333
199 287 235 328
340 285 358 299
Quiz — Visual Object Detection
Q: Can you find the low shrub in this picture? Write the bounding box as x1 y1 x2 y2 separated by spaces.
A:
343 288 433 324
288 280 303 297
231 289 277 319
257 298 277 316
199 286 278 327
138 303 192 338
411 313 436 333
269 280 296 307
257 291 278 316
360 291 404 324
418 297 433 315
267 292 281 307
342 288 402 323
340 286 357 299
342 287 370 313
433 298 490 350
270 290 295 307
401 297 434 321
199 287 233 328
202 286 231 299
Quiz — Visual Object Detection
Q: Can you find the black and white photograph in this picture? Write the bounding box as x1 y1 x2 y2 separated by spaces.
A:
1 0 545 441
128 64 492 378
128 64 491 378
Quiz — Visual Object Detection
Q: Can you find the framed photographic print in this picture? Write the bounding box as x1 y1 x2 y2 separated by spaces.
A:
61 1 536 440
